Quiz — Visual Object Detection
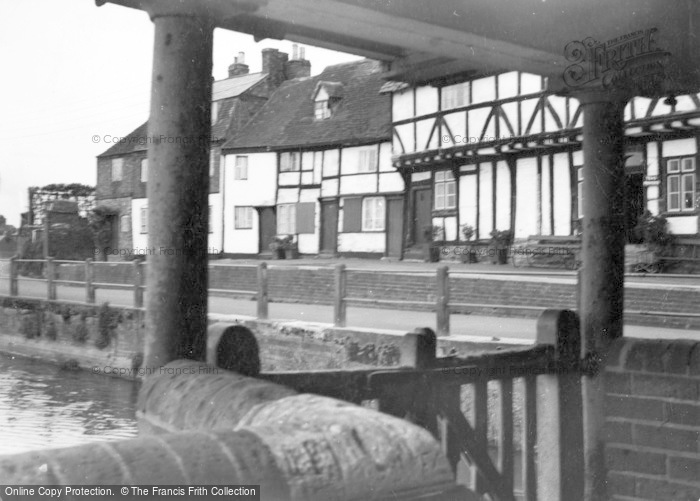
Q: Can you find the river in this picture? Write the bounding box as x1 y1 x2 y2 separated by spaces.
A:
0 353 139 456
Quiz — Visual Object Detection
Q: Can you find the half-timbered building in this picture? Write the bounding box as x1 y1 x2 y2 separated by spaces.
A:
385 72 700 256
222 59 403 258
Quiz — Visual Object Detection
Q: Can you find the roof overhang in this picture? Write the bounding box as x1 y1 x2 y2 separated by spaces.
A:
97 0 700 97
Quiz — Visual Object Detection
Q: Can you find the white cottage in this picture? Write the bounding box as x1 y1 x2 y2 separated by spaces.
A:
222 60 404 258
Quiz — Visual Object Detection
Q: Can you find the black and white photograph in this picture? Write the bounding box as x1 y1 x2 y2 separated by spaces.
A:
0 1 698 500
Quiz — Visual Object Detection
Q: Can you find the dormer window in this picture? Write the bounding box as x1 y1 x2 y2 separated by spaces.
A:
314 100 330 120
313 81 343 120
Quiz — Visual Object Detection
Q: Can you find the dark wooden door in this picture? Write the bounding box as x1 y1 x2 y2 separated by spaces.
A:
258 207 276 254
321 200 339 253
386 198 404 258
412 187 432 245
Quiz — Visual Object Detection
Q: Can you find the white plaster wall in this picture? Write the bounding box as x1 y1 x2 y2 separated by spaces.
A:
443 112 466 145
323 148 340 177
459 174 477 236
378 172 404 193
277 188 299 204
478 163 493 235
392 89 414 122
338 233 385 253
444 216 458 241
302 151 314 172
416 119 436 151
552 153 572 235
541 156 552 235
379 142 393 172
667 216 698 234
468 107 492 141
521 99 541 135
131 198 148 251
471 76 496 105
415 86 438 117
412 172 431 183
341 145 365 175
520 73 543 94
321 178 339 198
495 161 511 231
646 142 660 176
545 96 567 133
340 174 377 195
633 97 651 120
222 152 277 254
395 124 415 154
514 158 538 238
498 72 519 100
661 138 697 157
279 172 301 186
501 102 519 137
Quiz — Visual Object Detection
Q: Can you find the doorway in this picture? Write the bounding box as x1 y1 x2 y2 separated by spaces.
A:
320 200 339 254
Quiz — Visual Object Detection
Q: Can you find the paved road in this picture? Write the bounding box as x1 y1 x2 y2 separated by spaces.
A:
2 276 697 342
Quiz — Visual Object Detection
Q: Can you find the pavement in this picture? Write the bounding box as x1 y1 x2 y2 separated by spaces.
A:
0 256 697 342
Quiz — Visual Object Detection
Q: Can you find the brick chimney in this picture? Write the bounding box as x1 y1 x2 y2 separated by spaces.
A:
228 51 249 77
285 45 311 79
262 48 289 89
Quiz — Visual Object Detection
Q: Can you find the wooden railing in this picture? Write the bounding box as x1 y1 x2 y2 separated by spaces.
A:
258 309 586 501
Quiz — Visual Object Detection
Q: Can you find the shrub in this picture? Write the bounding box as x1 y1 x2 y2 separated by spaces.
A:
95 303 120 349
72 312 89 344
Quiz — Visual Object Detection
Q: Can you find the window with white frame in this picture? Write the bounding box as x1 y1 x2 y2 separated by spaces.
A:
314 100 330 120
441 82 470 111
140 158 148 183
234 156 248 180
358 148 378 173
362 197 385 231
234 206 253 229
667 157 696 212
280 152 300 172
111 158 123 181
577 167 584 218
120 215 130 233
140 207 147 233
434 170 456 210
277 204 297 234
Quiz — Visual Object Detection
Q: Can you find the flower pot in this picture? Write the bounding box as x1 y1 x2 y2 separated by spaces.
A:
426 245 441 263
271 248 285 260
461 247 478 264
496 248 508 265
284 248 299 259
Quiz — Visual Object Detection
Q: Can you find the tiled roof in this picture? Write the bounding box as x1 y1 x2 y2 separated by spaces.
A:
97 121 149 158
223 60 391 151
212 73 267 101
98 73 267 158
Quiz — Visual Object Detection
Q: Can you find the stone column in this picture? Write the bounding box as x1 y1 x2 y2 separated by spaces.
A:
577 90 630 501
145 14 213 369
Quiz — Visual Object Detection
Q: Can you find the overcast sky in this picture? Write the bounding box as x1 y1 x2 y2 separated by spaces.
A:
0 0 361 227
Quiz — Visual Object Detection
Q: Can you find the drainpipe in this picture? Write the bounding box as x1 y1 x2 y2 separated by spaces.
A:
144 12 213 369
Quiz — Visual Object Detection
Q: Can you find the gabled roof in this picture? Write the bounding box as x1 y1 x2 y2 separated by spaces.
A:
223 59 391 151
98 72 268 158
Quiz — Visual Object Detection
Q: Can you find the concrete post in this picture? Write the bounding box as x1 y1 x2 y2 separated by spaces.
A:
144 14 213 369
257 262 268 319
577 91 630 501
133 260 143 308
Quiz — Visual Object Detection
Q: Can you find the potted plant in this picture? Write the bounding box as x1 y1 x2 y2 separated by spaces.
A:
281 235 299 259
489 229 513 265
630 211 674 272
460 224 478 263
423 224 443 263
269 236 289 260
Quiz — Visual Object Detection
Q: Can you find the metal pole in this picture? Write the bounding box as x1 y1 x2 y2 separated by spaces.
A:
578 91 629 501
144 14 213 369
9 256 18 297
85 258 95 304
46 257 56 301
